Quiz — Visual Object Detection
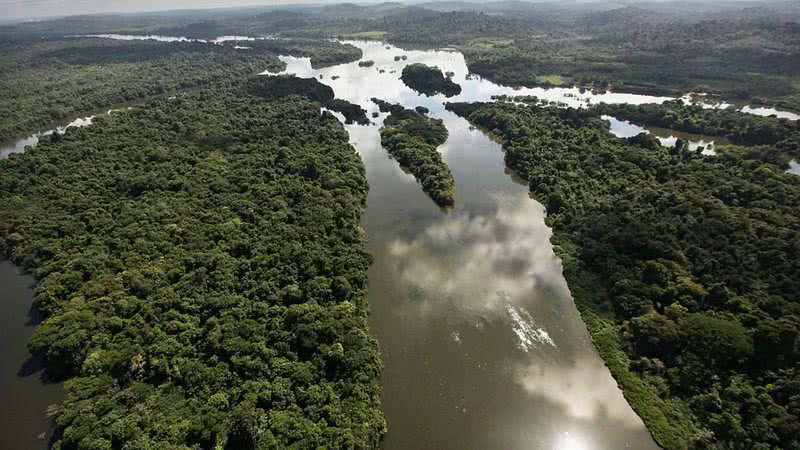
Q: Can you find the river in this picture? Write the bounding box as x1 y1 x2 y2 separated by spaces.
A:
268 41 660 449
0 38 713 450
0 262 61 448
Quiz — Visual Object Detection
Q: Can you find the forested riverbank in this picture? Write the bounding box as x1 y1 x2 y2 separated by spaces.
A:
595 101 800 161
448 101 800 449
0 82 385 448
2 3 800 448
399 63 462 98
0 37 362 143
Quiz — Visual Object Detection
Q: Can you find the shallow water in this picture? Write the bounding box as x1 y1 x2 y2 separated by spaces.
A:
681 93 799 121
740 105 800 121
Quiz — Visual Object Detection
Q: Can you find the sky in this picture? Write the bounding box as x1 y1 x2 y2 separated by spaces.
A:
0 0 326 20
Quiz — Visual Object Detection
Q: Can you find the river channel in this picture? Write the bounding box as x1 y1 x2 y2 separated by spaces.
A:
271 40 660 449
7 37 791 449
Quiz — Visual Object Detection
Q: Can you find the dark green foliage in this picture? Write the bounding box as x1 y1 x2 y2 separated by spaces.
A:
0 38 286 142
248 75 368 125
375 100 454 206
449 101 800 449
370 98 402 114
400 64 462 98
230 39 362 69
0 85 385 448
678 314 753 371
456 16 800 111
327 99 370 125
247 74 335 103
597 101 800 160
377 9 532 45
0 37 362 144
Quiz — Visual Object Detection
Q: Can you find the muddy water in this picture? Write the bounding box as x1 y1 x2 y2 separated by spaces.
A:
271 41 659 449
1 38 666 449
0 262 61 449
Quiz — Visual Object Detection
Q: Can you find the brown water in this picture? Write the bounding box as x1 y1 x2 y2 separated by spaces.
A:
2 39 664 449
274 41 659 449
0 262 61 449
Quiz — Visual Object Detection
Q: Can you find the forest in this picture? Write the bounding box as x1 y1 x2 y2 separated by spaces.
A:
1 2 800 449
374 99 454 206
0 80 385 448
246 74 368 126
0 37 362 143
447 100 800 450
3 2 799 111
227 39 362 69
399 63 462 98
596 101 800 154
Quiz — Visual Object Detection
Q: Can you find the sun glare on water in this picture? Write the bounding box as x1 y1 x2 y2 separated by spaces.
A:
555 432 589 450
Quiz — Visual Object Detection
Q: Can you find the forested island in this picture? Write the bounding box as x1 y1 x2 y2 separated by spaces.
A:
248 74 369 125
0 81 385 448
229 39 362 68
374 99 454 206
400 63 462 97
447 101 800 449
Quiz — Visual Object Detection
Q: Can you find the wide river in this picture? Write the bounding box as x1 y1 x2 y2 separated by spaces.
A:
274 41 660 449
5 37 796 449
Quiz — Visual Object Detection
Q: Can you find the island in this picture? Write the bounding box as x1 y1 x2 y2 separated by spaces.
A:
400 63 462 97
375 99 454 206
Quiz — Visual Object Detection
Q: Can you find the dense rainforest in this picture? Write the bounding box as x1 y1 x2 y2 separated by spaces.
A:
460 16 800 109
0 37 362 143
0 82 385 448
247 74 369 125
399 63 462 98
0 38 280 142
596 101 800 158
3 2 799 111
2 2 800 449
227 39 362 69
447 101 800 450
373 99 454 207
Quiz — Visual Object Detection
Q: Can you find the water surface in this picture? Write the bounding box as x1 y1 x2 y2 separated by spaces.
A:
604 115 722 155
275 41 659 450
788 160 800 176
0 262 61 449
1 38 669 450
0 116 95 159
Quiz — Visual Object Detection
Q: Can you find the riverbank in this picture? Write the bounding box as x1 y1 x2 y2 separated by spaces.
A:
449 100 800 449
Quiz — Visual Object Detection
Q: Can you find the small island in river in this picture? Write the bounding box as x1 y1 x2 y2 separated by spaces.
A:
374 99 454 206
400 63 462 97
